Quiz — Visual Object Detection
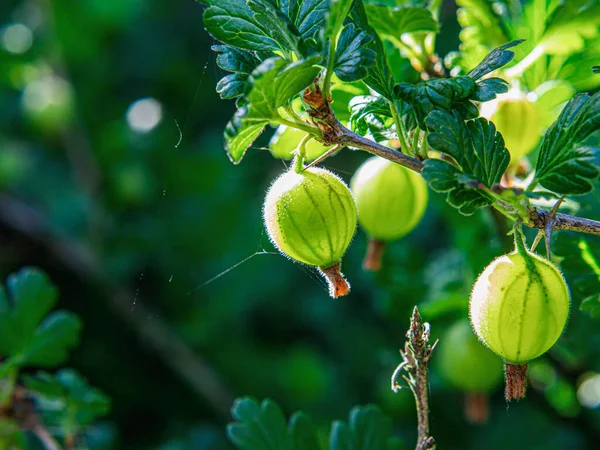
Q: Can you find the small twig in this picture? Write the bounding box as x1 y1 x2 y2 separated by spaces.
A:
391 307 437 450
32 424 63 450
302 144 343 171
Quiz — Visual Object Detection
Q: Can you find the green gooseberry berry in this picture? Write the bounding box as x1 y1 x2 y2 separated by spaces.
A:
469 237 570 400
480 90 542 166
438 320 503 393
437 320 503 423
263 164 357 297
350 156 428 271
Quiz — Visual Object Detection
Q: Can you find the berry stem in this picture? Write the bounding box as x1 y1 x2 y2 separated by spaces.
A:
362 238 386 271
513 223 530 256
464 392 489 424
505 363 528 401
294 134 311 173
319 262 350 298
322 37 337 100
390 100 411 155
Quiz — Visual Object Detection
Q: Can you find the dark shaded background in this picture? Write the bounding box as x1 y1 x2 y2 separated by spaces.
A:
1 0 600 449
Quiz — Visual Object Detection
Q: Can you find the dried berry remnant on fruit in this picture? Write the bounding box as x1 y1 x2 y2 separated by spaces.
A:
351 157 428 271
470 243 570 400
263 166 357 297
437 320 503 424
480 90 542 165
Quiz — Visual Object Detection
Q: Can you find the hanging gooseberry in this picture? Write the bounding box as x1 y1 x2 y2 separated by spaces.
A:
469 234 570 400
437 320 503 423
350 156 428 271
263 162 357 297
480 90 542 166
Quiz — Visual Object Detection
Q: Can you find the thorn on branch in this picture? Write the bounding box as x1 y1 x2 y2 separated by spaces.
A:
530 194 566 258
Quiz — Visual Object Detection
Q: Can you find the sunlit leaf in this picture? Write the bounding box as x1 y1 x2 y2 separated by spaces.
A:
534 92 600 195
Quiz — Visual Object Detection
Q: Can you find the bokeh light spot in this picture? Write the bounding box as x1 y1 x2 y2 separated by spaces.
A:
577 373 600 409
22 75 71 113
2 23 33 54
126 98 163 133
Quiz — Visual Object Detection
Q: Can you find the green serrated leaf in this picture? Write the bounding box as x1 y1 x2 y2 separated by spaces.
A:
554 235 600 319
334 23 376 82
384 40 420 84
224 108 270 164
394 42 521 127
466 39 522 80
330 78 370 121
421 159 490 215
290 412 322 450
281 0 328 42
395 77 477 129
534 92 600 195
422 109 510 215
362 29 395 99
25 369 110 431
426 110 510 186
247 0 301 54
364 5 438 45
330 422 351 450
224 56 321 163
471 77 509 102
330 405 394 450
0 268 82 368
534 80 576 128
455 0 511 71
202 0 287 52
326 0 354 38
214 45 263 104
227 397 293 450
349 95 395 142
536 2 600 56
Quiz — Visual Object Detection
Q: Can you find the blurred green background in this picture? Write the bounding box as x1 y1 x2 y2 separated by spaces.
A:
1 0 600 449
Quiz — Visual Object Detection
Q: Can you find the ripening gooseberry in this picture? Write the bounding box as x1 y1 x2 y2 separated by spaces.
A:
263 165 357 297
437 320 503 423
470 240 570 400
350 157 428 271
480 90 542 165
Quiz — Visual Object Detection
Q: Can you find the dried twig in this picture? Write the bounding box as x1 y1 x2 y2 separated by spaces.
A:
391 307 437 450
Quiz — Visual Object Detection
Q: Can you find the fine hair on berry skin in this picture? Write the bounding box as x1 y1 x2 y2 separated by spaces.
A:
263 165 358 298
469 235 571 401
351 156 428 271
